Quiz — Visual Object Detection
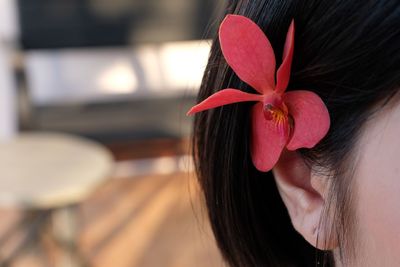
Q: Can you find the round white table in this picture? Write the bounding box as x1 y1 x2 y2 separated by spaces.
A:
0 132 114 267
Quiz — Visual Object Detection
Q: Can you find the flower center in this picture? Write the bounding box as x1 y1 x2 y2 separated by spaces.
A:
263 94 289 134
264 104 287 121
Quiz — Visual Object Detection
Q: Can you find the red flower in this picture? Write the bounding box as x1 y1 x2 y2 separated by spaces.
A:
188 15 330 172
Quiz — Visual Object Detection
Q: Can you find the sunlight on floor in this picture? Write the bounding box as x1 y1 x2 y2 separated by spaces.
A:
0 172 224 267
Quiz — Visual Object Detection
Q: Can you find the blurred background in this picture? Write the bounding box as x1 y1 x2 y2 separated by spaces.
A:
0 0 225 266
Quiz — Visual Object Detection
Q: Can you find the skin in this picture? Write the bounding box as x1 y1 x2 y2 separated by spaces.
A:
335 97 400 266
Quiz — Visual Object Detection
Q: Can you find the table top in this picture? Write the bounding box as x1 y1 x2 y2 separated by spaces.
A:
0 132 114 209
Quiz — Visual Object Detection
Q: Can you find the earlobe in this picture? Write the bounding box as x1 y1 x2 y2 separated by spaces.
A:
272 149 337 250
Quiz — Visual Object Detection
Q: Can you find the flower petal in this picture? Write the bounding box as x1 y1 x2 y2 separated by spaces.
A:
275 20 295 94
219 15 276 94
187 89 263 115
284 90 330 150
251 102 289 172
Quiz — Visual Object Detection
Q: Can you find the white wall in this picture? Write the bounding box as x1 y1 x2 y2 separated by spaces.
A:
0 0 18 141
0 47 16 141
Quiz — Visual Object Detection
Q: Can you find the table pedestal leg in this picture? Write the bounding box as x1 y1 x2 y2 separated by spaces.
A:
52 205 84 267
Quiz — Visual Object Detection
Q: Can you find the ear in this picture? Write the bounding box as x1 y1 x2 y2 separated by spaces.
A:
272 149 337 250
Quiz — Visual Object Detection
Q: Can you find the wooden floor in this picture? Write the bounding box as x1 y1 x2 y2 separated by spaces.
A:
0 172 225 267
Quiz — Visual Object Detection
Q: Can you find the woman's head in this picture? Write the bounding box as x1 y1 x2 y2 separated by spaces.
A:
192 0 400 266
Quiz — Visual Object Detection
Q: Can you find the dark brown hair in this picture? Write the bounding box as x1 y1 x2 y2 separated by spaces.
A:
192 0 400 266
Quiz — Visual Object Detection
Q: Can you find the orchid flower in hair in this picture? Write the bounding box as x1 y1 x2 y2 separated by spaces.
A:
187 15 330 172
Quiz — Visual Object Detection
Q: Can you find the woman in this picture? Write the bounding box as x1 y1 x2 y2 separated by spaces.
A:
189 0 400 266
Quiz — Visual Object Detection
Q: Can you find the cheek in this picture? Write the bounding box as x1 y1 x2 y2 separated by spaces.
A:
357 165 400 254
354 111 400 265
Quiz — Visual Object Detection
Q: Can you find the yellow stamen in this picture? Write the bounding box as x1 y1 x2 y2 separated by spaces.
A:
271 108 288 134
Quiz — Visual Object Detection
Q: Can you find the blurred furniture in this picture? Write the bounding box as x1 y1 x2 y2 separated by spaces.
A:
15 0 215 142
19 44 206 142
0 132 114 267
